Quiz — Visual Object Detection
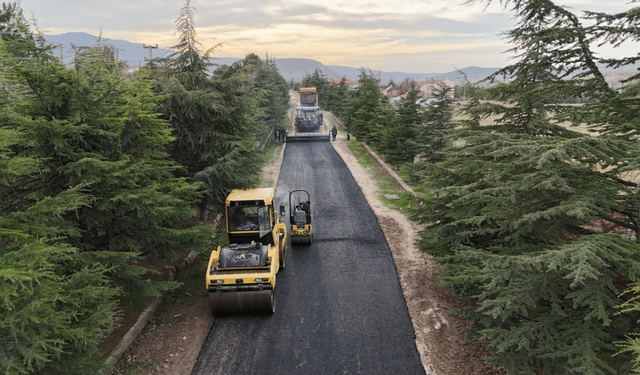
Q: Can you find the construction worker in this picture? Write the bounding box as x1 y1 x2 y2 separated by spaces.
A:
302 201 311 223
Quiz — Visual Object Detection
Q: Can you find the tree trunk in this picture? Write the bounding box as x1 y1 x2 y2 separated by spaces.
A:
200 206 208 221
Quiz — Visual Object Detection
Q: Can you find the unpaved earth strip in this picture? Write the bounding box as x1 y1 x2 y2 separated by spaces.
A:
117 92 503 375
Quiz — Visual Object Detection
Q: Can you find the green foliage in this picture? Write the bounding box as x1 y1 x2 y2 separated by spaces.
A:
405 0 640 373
349 71 387 143
0 126 119 374
0 3 220 372
239 53 289 131
421 85 457 163
9 44 212 277
379 87 424 168
151 1 264 211
325 77 354 121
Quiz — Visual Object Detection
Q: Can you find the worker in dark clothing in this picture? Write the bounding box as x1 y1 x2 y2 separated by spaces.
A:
331 125 337 141
302 201 311 224
231 207 246 229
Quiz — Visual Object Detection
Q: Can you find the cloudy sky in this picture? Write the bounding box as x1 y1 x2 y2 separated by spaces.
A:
16 0 633 73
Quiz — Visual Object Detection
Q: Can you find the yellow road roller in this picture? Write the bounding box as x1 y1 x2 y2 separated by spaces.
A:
288 189 313 246
206 188 287 315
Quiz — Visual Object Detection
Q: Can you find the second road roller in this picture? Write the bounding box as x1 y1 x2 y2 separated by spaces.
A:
288 189 313 246
205 188 287 315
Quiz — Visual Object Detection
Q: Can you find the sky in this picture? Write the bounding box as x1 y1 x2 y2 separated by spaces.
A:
15 0 635 73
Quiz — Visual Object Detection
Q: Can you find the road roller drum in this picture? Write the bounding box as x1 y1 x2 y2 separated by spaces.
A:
209 288 275 315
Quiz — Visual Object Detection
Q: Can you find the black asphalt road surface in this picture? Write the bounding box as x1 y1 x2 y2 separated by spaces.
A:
191 141 425 375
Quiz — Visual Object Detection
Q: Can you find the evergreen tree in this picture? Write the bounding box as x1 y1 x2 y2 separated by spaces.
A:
0 37 119 374
2 0 213 287
9 42 211 288
327 78 353 120
152 0 263 215
419 82 456 163
380 87 424 168
584 3 640 371
408 0 640 373
240 53 289 131
349 70 387 143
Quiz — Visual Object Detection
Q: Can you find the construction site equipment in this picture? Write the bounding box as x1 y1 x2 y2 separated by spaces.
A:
206 188 287 315
288 87 330 142
288 189 313 246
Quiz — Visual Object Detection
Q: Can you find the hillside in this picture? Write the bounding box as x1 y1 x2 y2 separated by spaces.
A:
43 32 500 84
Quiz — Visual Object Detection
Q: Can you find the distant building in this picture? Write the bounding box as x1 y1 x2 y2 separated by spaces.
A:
124 66 140 77
330 78 359 89
414 78 456 99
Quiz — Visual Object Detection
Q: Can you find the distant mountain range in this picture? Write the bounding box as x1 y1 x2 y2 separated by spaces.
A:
42 32 638 86
43 32 503 84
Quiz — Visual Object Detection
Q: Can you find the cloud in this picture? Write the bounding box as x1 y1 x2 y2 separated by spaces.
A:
17 0 637 72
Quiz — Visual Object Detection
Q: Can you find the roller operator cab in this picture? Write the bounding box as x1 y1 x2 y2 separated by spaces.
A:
206 188 287 315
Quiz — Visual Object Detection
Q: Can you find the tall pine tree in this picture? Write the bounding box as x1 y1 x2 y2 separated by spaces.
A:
0 33 120 374
152 0 264 218
380 87 424 168
409 0 640 373
349 70 387 143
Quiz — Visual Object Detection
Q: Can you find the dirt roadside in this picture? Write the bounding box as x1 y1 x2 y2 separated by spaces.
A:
114 95 503 375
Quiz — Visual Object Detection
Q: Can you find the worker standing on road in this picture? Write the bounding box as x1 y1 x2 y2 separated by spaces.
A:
331 126 337 141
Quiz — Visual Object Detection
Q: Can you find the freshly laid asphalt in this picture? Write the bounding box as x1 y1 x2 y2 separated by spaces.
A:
191 140 425 375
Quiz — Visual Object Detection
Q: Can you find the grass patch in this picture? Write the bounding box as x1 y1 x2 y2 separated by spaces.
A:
379 190 417 212
262 138 281 165
347 139 419 212
159 267 205 315
396 169 410 181
113 356 154 374
347 139 374 169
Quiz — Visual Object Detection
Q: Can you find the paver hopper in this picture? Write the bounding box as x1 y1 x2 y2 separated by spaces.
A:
288 87 330 142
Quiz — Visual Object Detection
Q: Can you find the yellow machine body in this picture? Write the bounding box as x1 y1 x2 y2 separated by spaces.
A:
289 189 313 246
290 223 313 246
205 188 287 315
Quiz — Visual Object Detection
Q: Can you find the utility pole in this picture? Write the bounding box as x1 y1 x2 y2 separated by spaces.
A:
143 44 158 63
